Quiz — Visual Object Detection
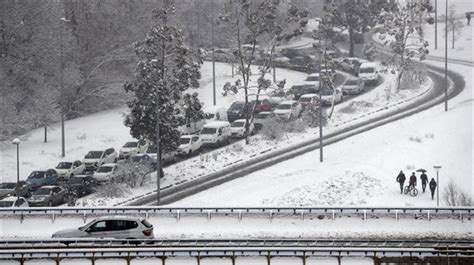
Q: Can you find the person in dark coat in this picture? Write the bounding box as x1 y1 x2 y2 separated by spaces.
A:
408 172 417 190
466 12 471 26
429 178 437 200
420 172 428 192
396 170 406 194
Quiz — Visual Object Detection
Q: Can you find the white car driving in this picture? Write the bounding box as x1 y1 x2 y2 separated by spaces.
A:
93 163 118 183
55 160 85 181
177 135 202 156
274 100 302 120
230 119 255 138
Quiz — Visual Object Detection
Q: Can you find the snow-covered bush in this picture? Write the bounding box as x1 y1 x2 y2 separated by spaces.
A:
97 183 127 198
112 160 153 188
443 179 472 206
260 118 286 141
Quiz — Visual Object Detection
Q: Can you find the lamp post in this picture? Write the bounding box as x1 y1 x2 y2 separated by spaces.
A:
12 138 20 201
434 0 437 49
60 17 70 158
433 165 442 207
444 0 448 112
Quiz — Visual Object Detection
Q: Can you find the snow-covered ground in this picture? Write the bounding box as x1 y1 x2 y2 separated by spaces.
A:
170 23 473 208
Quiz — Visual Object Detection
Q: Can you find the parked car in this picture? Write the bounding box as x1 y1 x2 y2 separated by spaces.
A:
119 141 148 160
52 216 154 240
28 185 67 207
177 118 206 135
55 160 86 181
0 181 31 199
252 98 273 113
320 87 343 106
66 175 96 197
177 135 202 156
199 121 232 147
26 169 58 190
274 100 302 120
341 78 365 95
83 148 118 172
204 105 228 121
289 85 318 100
358 62 378 85
303 73 320 88
254 111 277 131
0 196 28 208
131 145 177 166
298 94 320 112
230 119 255 138
227 101 255 123
93 163 118 183
352 58 369 75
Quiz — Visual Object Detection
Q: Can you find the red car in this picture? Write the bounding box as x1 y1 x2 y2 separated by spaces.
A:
252 99 273 113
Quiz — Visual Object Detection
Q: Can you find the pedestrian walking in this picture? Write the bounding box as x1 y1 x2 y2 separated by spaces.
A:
466 12 471 26
396 170 406 194
420 172 428 193
429 178 437 200
408 172 417 190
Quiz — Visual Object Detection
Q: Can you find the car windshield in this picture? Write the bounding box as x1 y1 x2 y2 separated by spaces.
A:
277 104 292 110
231 121 245 127
179 138 191 145
200 127 217 134
344 80 358 86
0 183 16 189
321 89 334 96
34 188 51 195
305 76 319 81
146 146 157 153
229 102 245 110
85 151 103 159
255 113 270 119
0 201 14 207
97 166 113 173
28 171 45 179
360 67 375 73
56 162 72 169
123 142 138 148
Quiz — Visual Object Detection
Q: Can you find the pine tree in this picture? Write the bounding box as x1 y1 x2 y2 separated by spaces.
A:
124 0 202 157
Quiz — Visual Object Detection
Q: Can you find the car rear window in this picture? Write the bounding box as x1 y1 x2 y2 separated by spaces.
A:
142 219 153 228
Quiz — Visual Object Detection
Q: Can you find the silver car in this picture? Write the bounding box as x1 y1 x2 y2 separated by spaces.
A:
52 216 154 240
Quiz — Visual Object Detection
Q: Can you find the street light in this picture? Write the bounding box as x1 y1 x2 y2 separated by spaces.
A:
433 165 442 207
12 138 20 202
60 17 71 158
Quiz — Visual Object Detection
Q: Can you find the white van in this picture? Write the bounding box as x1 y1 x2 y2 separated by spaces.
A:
204 105 228 121
199 121 231 147
358 62 378 85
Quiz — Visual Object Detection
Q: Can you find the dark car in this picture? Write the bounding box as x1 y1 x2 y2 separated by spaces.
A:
226 101 255 123
0 181 32 199
289 85 319 100
26 169 58 190
66 175 97 197
27 186 67 207
252 99 273 113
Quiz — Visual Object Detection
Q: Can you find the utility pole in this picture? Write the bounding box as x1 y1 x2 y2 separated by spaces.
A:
444 0 448 112
59 17 68 158
435 0 438 49
212 4 216 106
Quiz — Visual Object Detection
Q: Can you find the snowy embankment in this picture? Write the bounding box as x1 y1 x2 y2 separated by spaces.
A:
170 25 472 209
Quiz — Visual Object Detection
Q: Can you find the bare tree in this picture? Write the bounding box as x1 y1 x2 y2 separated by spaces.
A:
444 4 464 49
443 179 472 206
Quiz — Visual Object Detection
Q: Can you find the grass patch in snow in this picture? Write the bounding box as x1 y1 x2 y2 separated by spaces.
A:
338 101 375 114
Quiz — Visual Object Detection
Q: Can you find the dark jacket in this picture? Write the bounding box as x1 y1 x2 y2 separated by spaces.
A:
396 172 406 183
409 174 417 185
429 179 437 190
420 173 428 184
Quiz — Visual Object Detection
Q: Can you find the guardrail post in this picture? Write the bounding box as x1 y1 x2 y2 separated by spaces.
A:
145 212 149 220
363 210 367 221
83 212 87 223
52 212 56 223
207 210 211 221
238 210 242 221
20 213 24 224
269 210 273 222
427 210 431 221
460 212 463 222
395 210 399 221
301 211 305 220
332 210 335 221
176 210 180 222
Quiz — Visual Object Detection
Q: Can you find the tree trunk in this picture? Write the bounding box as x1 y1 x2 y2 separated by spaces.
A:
44 126 47 143
452 28 455 49
349 28 355 57
396 71 403 91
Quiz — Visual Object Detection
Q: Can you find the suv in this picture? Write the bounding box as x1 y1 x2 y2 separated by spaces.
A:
227 101 255 123
177 135 202 156
131 145 177 166
274 100 302 120
52 216 155 240
83 148 118 172
119 141 147 160
230 119 255 138
289 85 318 100
298 94 320 112
93 163 118 183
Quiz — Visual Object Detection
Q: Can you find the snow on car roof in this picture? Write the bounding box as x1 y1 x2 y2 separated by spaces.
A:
94 215 145 221
280 100 297 104
204 121 231 127
308 72 320 77
300 94 318 98
100 163 117 167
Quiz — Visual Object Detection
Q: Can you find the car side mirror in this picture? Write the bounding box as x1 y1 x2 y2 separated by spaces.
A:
85 227 93 233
